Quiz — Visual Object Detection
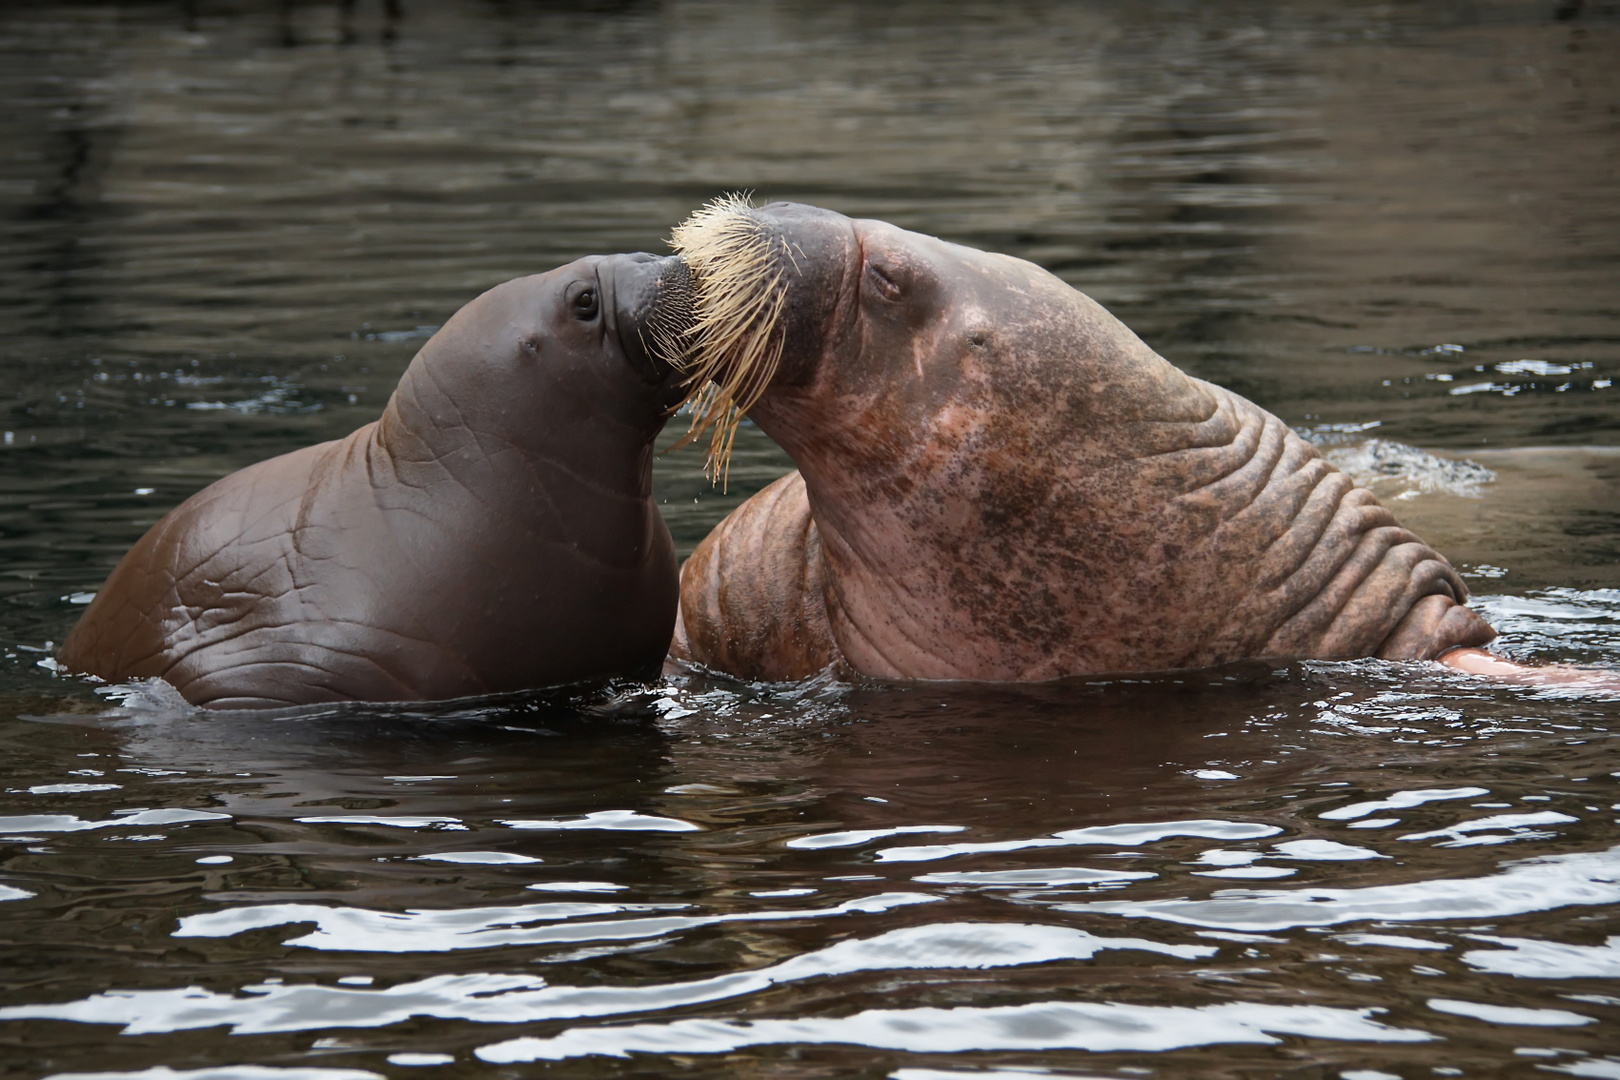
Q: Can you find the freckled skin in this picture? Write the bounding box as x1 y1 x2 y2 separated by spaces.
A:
672 203 1496 681
59 255 687 709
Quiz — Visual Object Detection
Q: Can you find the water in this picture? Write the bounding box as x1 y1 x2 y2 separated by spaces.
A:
2 2 1618 1077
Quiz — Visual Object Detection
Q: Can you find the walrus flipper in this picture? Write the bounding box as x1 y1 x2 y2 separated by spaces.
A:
1376 592 1497 661
674 471 839 682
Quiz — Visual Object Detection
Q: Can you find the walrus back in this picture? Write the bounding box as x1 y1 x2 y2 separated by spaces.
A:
54 437 395 706
1158 382 1496 664
61 419 681 708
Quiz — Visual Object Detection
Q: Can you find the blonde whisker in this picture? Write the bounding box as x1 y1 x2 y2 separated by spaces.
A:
663 193 791 487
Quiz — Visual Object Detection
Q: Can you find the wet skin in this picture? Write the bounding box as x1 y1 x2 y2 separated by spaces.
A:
60 254 690 709
672 203 1497 682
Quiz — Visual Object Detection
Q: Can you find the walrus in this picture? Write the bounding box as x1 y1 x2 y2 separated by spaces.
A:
58 253 694 709
661 198 1504 682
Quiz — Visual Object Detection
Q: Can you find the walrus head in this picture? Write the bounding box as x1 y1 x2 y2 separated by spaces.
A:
383 252 696 455
662 197 859 483
665 196 1180 485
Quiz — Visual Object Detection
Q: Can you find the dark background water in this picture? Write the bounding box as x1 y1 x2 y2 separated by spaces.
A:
1 2 1618 1078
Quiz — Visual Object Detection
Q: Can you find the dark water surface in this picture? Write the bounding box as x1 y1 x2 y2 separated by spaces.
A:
3 2 1619 1077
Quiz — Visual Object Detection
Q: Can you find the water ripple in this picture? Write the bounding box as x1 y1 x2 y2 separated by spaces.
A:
1067 844 1620 931
1319 787 1491 821
498 810 701 833
172 892 938 952
0 922 1212 1036
476 1000 1433 1062
45 1069 382 1080
1426 998 1593 1027
0 808 230 833
876 819 1280 864
1461 935 1620 979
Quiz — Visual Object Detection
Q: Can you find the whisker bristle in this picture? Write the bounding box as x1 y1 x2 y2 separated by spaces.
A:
665 193 789 488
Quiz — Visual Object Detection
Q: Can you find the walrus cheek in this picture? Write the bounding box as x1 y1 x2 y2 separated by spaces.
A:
523 316 670 439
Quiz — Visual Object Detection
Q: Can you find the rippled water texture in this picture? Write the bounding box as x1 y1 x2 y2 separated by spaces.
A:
2 2 1618 1078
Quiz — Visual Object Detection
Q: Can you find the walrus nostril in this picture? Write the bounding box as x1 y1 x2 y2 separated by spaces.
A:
664 193 791 488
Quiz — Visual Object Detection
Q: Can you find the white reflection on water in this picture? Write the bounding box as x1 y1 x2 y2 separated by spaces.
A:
1268 840 1384 861
787 825 965 850
1180 839 1385 879
1067 844 1620 931
1530 1058 1620 1079
296 815 468 830
45 1069 382 1080
1192 867 1295 880
499 810 701 832
890 1070 1107 1080
1319 787 1490 821
409 851 540 865
912 867 1154 888
1461 935 1620 979
171 892 938 952
1332 933 1448 950
1397 810 1580 848
0 808 229 833
1426 998 1593 1027
526 882 627 893
876 819 1280 863
0 923 1213 1035
476 1000 1432 1062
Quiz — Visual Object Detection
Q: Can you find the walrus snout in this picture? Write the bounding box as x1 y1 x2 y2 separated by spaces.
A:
743 202 855 387
604 252 691 408
663 195 858 480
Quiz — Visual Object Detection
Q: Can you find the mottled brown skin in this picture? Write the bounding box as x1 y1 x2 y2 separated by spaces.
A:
672 203 1496 682
60 254 689 709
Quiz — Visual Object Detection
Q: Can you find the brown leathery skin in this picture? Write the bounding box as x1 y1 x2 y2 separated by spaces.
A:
59 253 689 709
674 202 1495 681
669 471 838 682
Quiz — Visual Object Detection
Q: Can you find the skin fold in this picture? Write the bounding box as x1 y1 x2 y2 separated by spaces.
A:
670 202 1499 682
59 253 691 709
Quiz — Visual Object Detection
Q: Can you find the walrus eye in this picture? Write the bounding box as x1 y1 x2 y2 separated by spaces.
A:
867 263 903 303
568 284 599 321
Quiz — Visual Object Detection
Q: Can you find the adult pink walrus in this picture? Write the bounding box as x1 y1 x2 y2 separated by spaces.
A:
665 199 1499 682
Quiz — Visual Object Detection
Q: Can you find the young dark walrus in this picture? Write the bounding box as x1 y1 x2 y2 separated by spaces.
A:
59 253 694 708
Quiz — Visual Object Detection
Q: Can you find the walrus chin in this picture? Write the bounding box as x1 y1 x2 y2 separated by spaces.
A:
663 194 791 487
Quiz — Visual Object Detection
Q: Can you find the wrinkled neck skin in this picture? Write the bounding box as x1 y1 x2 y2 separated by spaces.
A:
372 264 672 566
745 217 1238 679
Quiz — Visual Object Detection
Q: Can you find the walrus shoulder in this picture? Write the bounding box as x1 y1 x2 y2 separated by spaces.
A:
56 435 417 707
671 470 840 681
